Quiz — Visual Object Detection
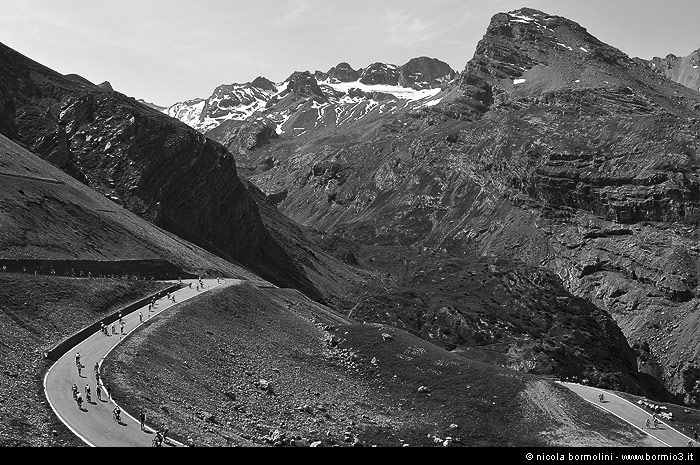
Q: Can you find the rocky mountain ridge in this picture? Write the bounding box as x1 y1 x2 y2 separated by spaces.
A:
0 40 365 304
644 49 700 94
191 7 699 403
0 6 697 407
164 56 457 135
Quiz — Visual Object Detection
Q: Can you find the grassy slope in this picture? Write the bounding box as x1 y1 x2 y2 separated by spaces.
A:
102 283 652 447
0 273 169 446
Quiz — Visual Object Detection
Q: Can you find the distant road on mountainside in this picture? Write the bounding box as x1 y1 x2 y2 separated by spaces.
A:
560 382 698 448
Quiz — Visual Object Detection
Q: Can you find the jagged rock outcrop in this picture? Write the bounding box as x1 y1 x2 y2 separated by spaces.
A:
321 62 360 83
399 57 457 90
645 49 700 94
359 62 400 86
251 76 277 92
281 71 327 101
97 81 114 91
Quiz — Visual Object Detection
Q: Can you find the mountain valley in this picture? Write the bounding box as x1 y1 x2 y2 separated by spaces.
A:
0 5 698 447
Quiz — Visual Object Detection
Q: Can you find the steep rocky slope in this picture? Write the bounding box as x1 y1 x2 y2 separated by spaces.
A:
0 41 364 302
195 8 699 402
0 133 260 280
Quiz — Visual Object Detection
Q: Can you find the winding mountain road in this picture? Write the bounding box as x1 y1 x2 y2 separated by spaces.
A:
559 382 698 447
43 278 698 448
44 278 235 447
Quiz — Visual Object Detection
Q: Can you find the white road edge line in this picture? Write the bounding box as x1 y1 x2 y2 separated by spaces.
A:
557 381 681 447
583 397 671 447
601 388 699 446
103 280 224 447
45 279 225 447
43 358 96 447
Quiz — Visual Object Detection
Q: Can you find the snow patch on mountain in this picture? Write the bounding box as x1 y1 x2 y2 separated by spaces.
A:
320 80 441 101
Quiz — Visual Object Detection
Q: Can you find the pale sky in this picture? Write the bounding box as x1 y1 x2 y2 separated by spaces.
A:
1 0 698 107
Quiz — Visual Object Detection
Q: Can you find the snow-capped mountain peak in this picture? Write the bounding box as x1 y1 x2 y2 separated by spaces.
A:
163 57 456 134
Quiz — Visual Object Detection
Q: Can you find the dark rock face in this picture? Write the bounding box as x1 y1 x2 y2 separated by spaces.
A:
398 57 456 90
97 81 114 91
207 119 279 155
251 76 277 92
325 62 360 83
0 40 345 302
283 71 327 101
359 62 400 86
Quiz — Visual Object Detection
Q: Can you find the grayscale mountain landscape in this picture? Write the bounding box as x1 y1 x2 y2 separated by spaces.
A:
0 4 698 449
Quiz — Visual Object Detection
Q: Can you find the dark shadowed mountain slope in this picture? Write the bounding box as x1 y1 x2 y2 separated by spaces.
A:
0 41 363 302
198 8 699 402
0 133 260 280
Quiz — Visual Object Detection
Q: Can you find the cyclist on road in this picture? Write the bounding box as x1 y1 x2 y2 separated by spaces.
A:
72 383 78 400
113 406 121 422
76 392 83 409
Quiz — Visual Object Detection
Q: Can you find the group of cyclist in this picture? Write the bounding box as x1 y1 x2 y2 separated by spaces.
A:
645 414 660 430
65 285 216 446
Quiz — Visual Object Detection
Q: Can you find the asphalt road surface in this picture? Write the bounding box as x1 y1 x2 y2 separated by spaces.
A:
559 382 698 447
43 278 697 448
44 278 235 447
